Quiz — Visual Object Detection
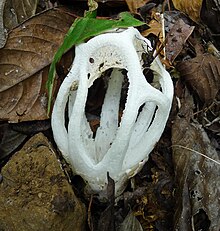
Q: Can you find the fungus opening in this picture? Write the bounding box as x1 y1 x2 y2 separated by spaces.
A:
85 68 129 138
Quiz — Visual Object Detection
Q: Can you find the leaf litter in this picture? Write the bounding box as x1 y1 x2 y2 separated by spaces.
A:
177 45 220 105
3 0 38 31
0 8 75 122
165 18 194 63
0 0 7 48
172 87 220 231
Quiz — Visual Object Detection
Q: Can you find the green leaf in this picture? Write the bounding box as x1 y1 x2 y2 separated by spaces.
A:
46 12 145 115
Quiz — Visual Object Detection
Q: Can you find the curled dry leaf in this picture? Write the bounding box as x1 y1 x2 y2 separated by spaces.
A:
172 0 203 22
172 92 220 231
177 53 220 105
166 18 194 63
0 8 75 122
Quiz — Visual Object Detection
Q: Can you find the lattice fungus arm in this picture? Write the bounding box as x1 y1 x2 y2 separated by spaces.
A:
51 28 173 197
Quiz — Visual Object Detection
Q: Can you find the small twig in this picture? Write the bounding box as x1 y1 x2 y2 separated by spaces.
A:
193 101 217 116
160 13 166 61
88 194 94 231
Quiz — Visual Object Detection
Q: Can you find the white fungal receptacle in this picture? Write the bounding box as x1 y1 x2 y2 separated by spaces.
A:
51 27 173 197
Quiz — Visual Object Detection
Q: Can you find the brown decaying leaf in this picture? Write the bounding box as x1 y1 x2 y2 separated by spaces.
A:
0 123 27 160
141 12 166 61
177 53 220 105
0 0 7 48
172 0 203 22
0 69 45 121
172 92 220 231
142 12 162 38
0 8 75 122
200 0 220 35
97 173 115 231
166 18 194 63
3 0 38 30
125 0 151 13
10 119 51 135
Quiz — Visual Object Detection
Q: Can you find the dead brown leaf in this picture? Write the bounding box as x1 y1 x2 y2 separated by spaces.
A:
0 0 6 48
3 0 38 30
142 13 162 38
97 173 115 231
0 8 75 122
0 66 59 121
141 12 165 60
177 52 220 105
201 0 220 35
0 123 27 160
125 0 151 14
172 0 203 22
172 92 220 230
166 18 194 63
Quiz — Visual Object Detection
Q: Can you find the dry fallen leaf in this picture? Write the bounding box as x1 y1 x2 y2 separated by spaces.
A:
0 0 7 48
177 52 220 105
172 90 220 231
3 0 38 30
0 0 39 48
0 8 75 122
166 18 194 63
172 118 220 231
97 174 115 231
141 12 165 60
0 67 50 121
0 123 27 160
125 0 151 14
200 0 220 35
172 0 203 22
142 13 162 38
